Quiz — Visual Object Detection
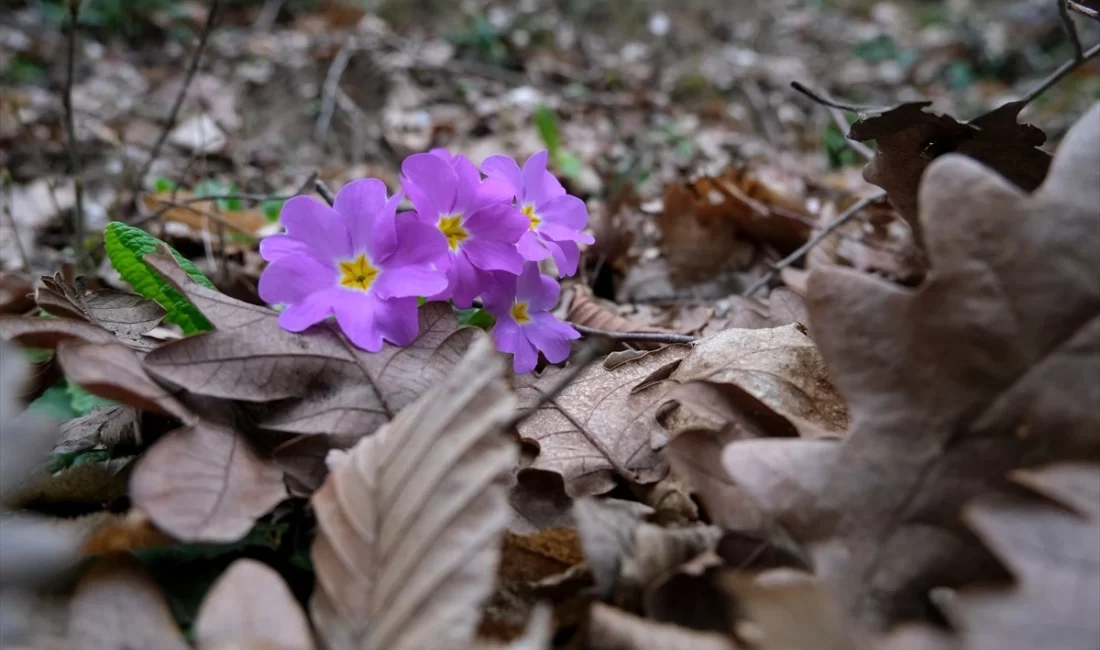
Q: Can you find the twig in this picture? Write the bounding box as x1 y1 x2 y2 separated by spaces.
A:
62 0 87 272
1 172 32 271
790 81 878 113
742 191 887 297
570 323 698 344
1019 41 1100 106
1069 0 1100 20
315 178 336 205
1060 0 1085 61
252 0 284 32
505 337 613 431
828 107 874 161
136 0 221 187
316 39 354 141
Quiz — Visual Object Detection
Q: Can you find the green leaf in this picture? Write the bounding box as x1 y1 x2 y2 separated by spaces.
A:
103 222 215 334
261 199 285 222
556 152 584 180
453 306 496 330
28 382 78 421
534 105 561 159
153 176 177 193
66 379 118 415
48 449 112 473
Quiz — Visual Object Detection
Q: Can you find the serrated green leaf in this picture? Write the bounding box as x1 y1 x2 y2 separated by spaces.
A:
66 379 118 415
103 222 215 334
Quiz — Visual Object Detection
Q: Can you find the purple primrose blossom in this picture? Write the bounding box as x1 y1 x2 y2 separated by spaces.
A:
481 150 594 277
258 179 447 352
401 152 529 307
483 262 580 374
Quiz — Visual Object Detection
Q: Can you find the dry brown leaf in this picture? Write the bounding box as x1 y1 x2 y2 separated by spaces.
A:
701 288 809 335
65 555 189 650
194 559 315 650
945 463 1100 650
309 335 518 650
3 455 132 510
0 315 116 348
567 285 685 350
722 103 1100 628
656 181 753 286
574 498 654 598
587 603 737 650
130 415 286 542
142 191 268 235
516 344 689 498
0 272 35 315
0 339 57 498
848 99 1051 244
506 470 575 535
55 405 141 455
80 509 174 555
35 274 164 350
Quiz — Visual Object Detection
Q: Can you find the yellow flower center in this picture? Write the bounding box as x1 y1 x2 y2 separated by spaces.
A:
338 254 379 292
511 301 532 324
438 214 470 251
521 204 540 231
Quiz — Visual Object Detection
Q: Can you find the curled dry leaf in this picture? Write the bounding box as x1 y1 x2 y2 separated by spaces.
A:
130 413 287 543
0 315 116 349
65 555 188 650
848 99 1051 244
55 405 141 455
722 103 1100 628
516 344 689 498
194 559 315 650
587 603 737 650
0 272 36 315
35 274 165 350
945 463 1100 650
310 335 518 650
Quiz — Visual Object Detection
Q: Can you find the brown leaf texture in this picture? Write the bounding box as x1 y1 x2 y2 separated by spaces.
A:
722 103 1100 627
65 555 189 650
587 603 737 650
946 463 1100 650
0 339 57 498
35 274 164 350
130 414 286 542
849 99 1051 244
0 315 116 349
142 252 472 437
55 405 140 455
193 559 315 650
309 335 518 650
516 344 690 498
567 285 686 346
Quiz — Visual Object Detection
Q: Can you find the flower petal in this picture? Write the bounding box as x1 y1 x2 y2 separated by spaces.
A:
517 230 551 262
334 178 398 261
279 196 352 260
259 233 311 262
493 316 540 374
481 271 517 316
331 291 382 352
516 262 560 310
372 262 448 300
521 150 565 206
277 288 340 332
449 253 486 308
472 177 516 211
545 239 581 277
258 253 336 305
373 297 421 347
527 312 579 364
536 194 588 230
481 155 523 200
465 204 528 244
461 238 524 274
402 153 457 216
384 214 450 268
451 154 482 215
511 332 540 373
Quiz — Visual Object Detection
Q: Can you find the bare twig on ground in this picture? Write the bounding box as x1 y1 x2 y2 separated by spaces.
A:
790 81 879 113
1060 0 1085 61
570 323 698 344
62 0 87 272
1 171 32 271
135 0 221 187
743 190 887 297
1019 41 1100 106
506 336 613 430
1069 0 1100 19
252 0 284 32
314 178 336 205
828 107 874 161
316 39 355 141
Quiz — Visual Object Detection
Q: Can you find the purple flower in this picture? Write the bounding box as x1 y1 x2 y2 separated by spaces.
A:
258 179 448 352
401 151 528 307
481 150 594 277
483 262 580 374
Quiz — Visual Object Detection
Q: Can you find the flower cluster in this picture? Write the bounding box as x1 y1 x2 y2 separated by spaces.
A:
259 149 590 373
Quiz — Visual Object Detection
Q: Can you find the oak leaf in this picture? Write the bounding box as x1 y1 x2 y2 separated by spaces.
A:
722 103 1100 627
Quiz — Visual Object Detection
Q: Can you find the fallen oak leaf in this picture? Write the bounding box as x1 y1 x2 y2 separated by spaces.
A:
722 103 1100 628
310 335 518 650
193 559 315 650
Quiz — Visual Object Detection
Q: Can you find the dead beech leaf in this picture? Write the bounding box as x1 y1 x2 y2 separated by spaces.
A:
309 335 518 650
130 416 286 542
945 463 1100 650
0 315 116 348
722 103 1100 628
671 324 848 437
587 603 737 650
848 99 1051 244
66 555 188 650
516 344 689 498
142 252 472 436
55 341 193 421
194 559 315 650
35 274 164 350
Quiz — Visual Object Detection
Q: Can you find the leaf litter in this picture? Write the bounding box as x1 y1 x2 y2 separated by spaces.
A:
0 2 1098 649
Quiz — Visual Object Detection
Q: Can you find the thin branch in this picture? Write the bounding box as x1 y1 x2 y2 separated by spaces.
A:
505 337 613 430
316 39 354 141
1060 0 1085 61
570 322 698 344
1069 0 1100 20
743 190 887 297
315 178 336 206
790 81 877 113
62 0 87 272
1 173 32 272
828 106 874 161
1018 41 1100 106
136 0 221 186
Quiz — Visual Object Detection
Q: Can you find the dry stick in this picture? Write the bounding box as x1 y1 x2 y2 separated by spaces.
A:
828 106 874 161
62 0 87 272
316 39 354 141
1 185 32 272
1019 41 1100 106
570 323 698 344
789 81 880 114
1060 0 1085 61
314 178 336 205
742 190 887 297
135 0 221 186
1069 0 1100 19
